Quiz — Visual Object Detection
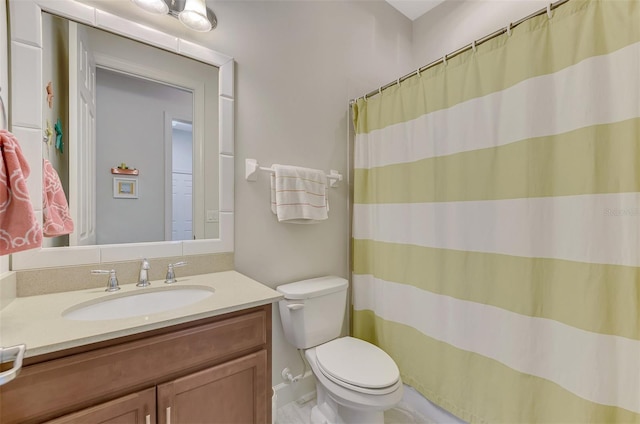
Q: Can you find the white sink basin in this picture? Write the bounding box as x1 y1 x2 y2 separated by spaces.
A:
62 286 215 321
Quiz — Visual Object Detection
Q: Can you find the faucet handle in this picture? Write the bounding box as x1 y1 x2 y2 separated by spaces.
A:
164 262 187 284
137 258 152 287
91 269 120 292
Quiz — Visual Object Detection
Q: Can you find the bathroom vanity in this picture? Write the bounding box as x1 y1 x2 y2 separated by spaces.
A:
0 271 281 424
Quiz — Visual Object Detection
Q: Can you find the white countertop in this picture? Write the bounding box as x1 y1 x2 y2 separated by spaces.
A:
0 271 282 360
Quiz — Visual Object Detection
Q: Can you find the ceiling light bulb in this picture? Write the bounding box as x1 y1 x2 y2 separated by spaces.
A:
179 0 212 32
131 0 169 14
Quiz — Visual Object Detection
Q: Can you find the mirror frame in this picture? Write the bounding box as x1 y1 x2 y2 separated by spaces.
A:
9 0 235 270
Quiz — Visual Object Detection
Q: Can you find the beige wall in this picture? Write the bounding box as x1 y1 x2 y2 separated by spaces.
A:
204 1 414 389
412 0 550 69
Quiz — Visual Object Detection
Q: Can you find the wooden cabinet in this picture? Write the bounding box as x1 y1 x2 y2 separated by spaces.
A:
0 305 272 424
158 350 267 424
47 387 156 424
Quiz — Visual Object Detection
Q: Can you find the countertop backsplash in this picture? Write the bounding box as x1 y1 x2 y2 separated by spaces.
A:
13 252 234 297
0 271 16 310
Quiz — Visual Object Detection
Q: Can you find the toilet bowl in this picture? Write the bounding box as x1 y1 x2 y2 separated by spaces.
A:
306 337 403 424
277 277 403 424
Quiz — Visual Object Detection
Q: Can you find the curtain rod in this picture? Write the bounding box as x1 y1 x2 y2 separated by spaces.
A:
349 0 571 105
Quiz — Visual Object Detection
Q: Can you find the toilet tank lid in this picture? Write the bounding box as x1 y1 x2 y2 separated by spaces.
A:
276 276 348 300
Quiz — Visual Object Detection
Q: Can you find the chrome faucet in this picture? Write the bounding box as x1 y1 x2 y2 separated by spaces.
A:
137 258 151 287
164 261 187 284
91 269 120 292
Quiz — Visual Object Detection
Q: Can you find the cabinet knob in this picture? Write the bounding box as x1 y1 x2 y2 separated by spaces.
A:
166 406 172 424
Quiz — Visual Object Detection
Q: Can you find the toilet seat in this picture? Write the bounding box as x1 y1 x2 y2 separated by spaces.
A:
314 337 400 395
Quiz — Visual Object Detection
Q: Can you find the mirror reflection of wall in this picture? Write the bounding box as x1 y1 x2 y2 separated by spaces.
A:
42 13 70 248
42 12 219 247
96 69 192 245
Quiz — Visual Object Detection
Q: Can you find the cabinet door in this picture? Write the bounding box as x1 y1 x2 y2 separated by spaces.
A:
46 387 156 424
158 350 268 424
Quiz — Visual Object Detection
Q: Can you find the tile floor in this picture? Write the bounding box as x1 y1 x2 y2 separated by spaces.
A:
276 397 431 424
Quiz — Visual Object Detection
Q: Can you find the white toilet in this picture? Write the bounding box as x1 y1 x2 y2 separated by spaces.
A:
277 276 403 424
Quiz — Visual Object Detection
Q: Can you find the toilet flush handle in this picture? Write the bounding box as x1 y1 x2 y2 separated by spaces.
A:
286 303 304 311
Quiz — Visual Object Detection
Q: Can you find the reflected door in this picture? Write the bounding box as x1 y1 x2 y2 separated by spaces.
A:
168 119 194 241
172 172 193 241
68 21 96 246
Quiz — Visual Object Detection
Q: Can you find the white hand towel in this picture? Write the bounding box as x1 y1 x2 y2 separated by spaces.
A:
270 164 328 223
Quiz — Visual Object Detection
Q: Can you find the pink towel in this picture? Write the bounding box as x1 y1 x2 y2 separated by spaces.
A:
0 130 42 255
43 158 74 237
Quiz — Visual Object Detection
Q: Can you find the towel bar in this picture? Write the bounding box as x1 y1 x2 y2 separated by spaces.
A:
245 158 342 188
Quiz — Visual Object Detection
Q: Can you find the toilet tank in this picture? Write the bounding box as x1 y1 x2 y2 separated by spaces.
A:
276 276 348 349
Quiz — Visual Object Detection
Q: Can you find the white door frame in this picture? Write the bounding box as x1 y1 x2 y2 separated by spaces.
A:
164 113 194 241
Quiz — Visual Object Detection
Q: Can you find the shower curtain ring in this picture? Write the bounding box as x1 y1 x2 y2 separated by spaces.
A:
397 78 401 86
442 55 447 65
507 22 512 36
547 3 552 19
471 40 477 53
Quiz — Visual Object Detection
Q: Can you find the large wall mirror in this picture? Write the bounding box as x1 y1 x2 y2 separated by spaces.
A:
9 0 235 270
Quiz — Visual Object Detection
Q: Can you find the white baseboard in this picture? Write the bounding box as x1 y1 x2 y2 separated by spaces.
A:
272 370 315 410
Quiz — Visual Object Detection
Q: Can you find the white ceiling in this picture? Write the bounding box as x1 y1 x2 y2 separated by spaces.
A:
385 0 447 21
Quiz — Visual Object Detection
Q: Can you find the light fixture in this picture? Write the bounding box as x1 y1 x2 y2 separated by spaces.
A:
131 0 168 15
130 0 216 32
179 0 212 32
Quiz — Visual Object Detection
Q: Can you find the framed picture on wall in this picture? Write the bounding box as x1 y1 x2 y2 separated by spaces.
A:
113 177 138 199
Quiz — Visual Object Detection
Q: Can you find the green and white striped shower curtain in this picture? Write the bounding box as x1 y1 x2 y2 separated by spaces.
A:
351 1 640 422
